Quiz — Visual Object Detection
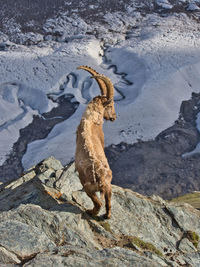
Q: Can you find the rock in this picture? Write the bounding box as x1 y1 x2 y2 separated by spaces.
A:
178 238 197 253
155 0 173 9
13 32 44 45
0 157 64 211
0 157 199 266
24 246 162 267
0 36 12 51
0 220 55 260
36 156 63 172
187 2 200 11
0 246 21 264
0 43 7 51
165 204 200 235
0 174 58 211
0 204 101 251
106 93 200 200
144 251 173 267
0 32 9 43
54 162 82 201
0 204 64 245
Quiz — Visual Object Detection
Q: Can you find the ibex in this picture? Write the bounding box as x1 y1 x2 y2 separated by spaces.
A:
75 66 116 219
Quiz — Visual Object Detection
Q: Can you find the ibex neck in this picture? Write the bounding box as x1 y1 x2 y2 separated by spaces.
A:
82 99 104 125
82 109 104 125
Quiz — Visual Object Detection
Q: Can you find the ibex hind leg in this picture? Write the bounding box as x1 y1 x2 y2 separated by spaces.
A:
84 187 102 216
104 186 112 219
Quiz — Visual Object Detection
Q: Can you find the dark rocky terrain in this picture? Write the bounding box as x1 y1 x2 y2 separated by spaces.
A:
106 92 200 199
0 0 199 40
0 0 131 40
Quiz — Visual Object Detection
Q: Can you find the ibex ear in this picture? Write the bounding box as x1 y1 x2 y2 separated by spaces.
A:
103 98 112 107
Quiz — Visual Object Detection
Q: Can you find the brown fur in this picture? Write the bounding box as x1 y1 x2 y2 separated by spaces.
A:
75 96 115 219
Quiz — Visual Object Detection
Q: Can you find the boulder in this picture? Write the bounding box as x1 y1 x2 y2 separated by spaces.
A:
0 220 55 260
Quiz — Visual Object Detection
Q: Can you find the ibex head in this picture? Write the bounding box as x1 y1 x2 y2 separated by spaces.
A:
103 98 116 122
77 65 116 122
92 74 116 122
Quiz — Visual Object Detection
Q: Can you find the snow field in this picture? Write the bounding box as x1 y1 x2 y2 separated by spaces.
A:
0 14 200 169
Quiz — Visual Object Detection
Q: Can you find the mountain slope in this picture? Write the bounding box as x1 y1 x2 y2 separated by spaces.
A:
0 157 199 266
0 0 200 201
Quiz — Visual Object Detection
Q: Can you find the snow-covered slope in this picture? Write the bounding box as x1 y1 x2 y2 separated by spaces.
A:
0 2 200 179
0 38 103 166
23 15 200 169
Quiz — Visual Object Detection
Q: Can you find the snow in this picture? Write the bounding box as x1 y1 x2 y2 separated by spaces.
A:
156 0 173 9
0 38 103 165
1 12 200 170
101 14 200 146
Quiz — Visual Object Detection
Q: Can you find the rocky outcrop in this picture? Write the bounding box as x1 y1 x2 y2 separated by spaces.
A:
106 92 200 200
0 156 199 266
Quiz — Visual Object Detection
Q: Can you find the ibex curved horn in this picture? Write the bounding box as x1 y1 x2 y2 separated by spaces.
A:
92 75 114 100
77 65 107 96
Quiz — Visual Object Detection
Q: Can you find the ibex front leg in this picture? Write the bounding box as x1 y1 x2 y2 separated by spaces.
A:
104 185 112 219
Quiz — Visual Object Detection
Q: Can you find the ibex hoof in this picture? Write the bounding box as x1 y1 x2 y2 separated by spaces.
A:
86 209 98 216
103 213 111 220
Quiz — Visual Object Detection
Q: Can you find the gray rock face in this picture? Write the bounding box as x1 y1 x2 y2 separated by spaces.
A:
24 246 161 267
0 246 21 264
178 238 197 253
0 157 199 266
0 220 55 259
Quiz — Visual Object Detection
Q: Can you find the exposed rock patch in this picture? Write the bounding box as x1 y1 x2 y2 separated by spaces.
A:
106 92 200 199
0 157 199 266
0 0 200 45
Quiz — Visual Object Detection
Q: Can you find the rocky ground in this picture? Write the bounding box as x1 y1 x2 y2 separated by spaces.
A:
0 0 199 35
106 92 200 200
0 0 200 44
0 157 199 266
